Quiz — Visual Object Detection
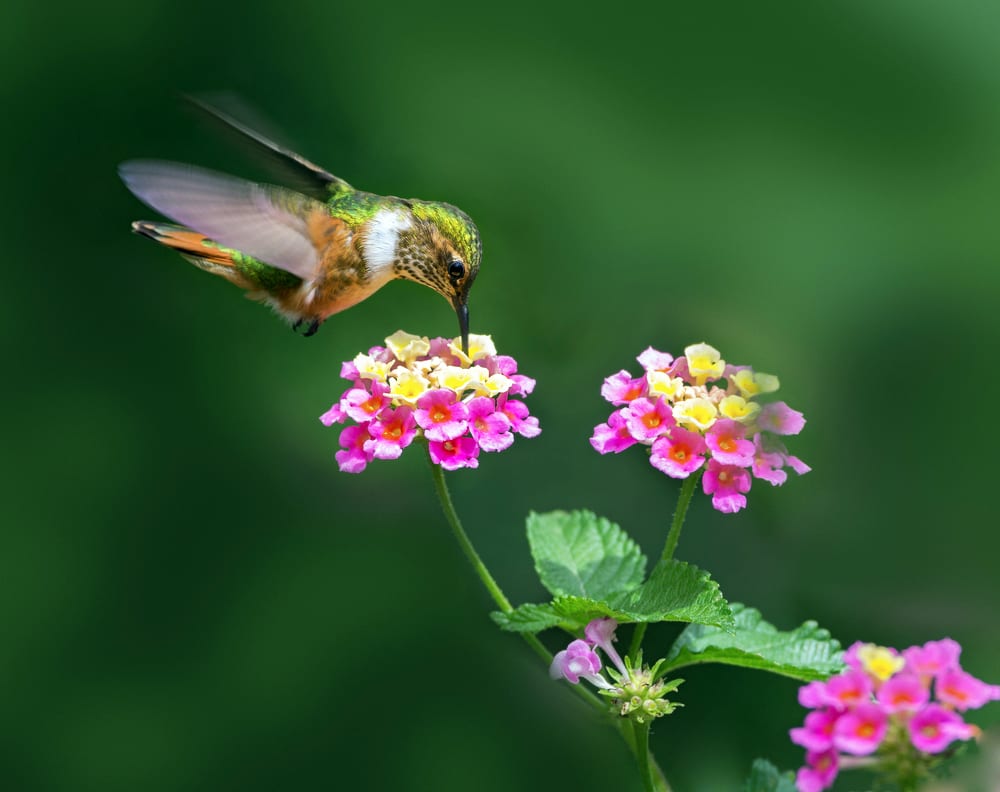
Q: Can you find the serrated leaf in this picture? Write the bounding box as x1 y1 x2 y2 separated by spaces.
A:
662 603 844 681
492 560 733 633
612 559 733 629
743 759 797 792
490 604 564 633
526 510 646 600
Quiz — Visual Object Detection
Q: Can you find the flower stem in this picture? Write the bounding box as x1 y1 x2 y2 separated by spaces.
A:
632 721 656 792
628 471 702 662
425 453 557 669
427 453 512 611
426 452 670 790
660 471 701 564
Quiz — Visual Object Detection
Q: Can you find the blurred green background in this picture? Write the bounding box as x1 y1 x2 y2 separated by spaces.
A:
4 1 1000 789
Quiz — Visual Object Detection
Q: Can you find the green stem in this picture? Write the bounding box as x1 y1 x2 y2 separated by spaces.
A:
660 471 701 564
426 452 670 790
632 721 655 792
425 453 568 674
427 453 511 611
628 472 702 662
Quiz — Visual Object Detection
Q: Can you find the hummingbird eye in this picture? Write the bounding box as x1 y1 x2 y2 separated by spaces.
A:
448 260 465 280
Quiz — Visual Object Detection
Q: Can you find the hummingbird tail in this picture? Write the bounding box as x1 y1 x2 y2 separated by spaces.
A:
131 221 256 288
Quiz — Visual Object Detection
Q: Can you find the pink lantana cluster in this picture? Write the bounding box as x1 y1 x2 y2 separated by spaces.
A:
550 618 682 723
320 331 539 473
591 342 809 513
792 640 1000 792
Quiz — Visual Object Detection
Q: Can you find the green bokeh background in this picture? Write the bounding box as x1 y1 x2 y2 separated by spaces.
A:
5 2 1000 790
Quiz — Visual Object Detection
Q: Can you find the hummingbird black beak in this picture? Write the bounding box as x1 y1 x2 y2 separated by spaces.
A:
456 301 470 356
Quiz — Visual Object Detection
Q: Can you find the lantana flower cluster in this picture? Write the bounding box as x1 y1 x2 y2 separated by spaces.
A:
550 618 682 723
792 639 1000 792
320 331 540 473
591 342 809 513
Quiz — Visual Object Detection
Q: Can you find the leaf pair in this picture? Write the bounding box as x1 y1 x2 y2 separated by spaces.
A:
493 510 843 682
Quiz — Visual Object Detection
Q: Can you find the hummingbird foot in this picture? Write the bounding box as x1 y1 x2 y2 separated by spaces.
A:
292 317 320 336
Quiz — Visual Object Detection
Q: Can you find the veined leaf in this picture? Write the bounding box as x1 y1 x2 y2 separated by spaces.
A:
489 604 564 633
492 560 732 633
662 603 844 681
526 510 646 600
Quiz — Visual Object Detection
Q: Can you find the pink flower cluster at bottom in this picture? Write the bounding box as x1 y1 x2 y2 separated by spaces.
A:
792 639 1000 792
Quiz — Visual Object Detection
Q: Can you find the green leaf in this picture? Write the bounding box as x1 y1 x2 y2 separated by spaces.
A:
491 560 733 633
662 603 844 681
743 759 797 792
612 559 733 629
489 604 564 633
526 510 646 600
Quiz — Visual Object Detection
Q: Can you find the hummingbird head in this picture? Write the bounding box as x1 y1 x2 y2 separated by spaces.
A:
392 200 481 353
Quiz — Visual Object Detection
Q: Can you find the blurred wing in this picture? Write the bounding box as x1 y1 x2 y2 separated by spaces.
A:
119 159 320 280
186 94 353 201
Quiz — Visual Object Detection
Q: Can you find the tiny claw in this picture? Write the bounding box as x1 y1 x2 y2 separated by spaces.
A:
303 319 320 337
292 318 303 332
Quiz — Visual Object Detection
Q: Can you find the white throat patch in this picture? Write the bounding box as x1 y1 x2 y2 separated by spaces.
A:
363 208 412 274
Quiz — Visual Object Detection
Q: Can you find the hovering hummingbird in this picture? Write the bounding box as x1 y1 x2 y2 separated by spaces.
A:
118 101 480 350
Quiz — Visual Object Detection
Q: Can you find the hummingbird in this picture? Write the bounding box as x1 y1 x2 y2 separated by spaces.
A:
118 101 480 350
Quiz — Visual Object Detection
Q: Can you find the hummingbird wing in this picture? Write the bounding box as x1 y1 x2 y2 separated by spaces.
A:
119 159 321 280
186 95 353 201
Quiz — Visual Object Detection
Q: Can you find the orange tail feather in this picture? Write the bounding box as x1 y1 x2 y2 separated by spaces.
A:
131 220 257 288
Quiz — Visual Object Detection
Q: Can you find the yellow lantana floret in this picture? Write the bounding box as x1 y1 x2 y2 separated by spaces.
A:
388 368 430 404
435 365 488 395
647 371 683 401
353 353 392 383
478 373 513 397
673 397 718 431
450 334 497 364
730 369 780 398
386 330 431 362
412 356 445 375
856 644 905 682
685 342 726 384
719 395 761 423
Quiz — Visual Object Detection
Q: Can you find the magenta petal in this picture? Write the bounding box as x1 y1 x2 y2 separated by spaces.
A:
624 397 675 442
937 667 1000 711
876 673 929 713
703 459 752 513
335 424 373 473
600 370 647 405
428 437 480 470
319 402 347 426
591 410 637 454
832 703 887 755
909 704 976 753
467 397 514 452
416 389 470 441
790 709 840 752
760 401 806 435
637 347 674 371
798 680 828 708
552 639 603 684
650 429 707 478
502 399 541 438
706 419 754 466
365 406 417 460
903 638 962 679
